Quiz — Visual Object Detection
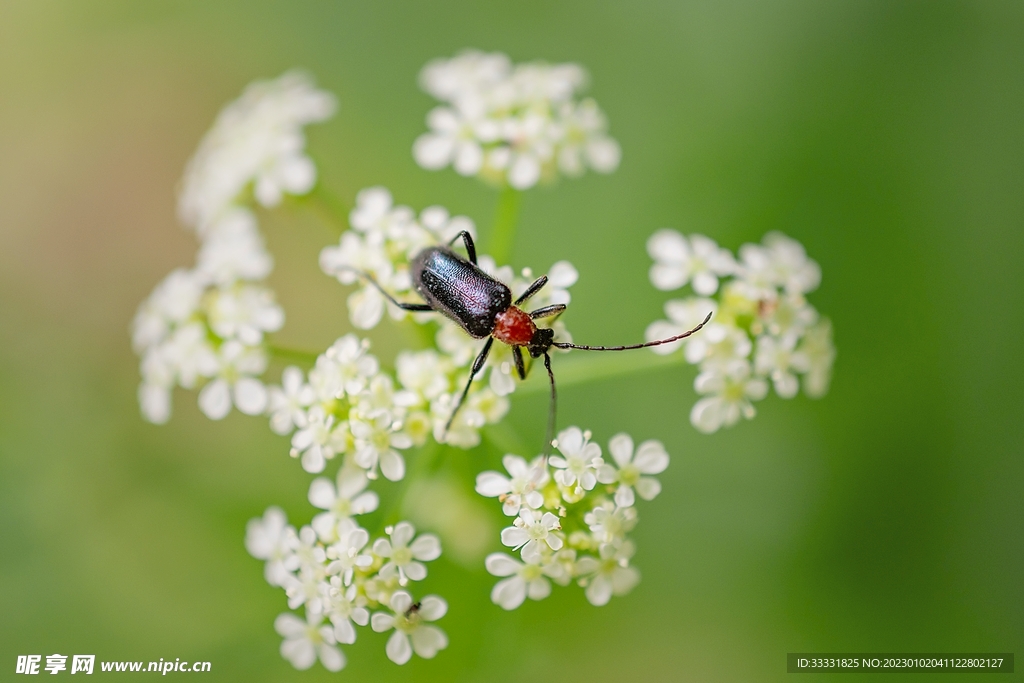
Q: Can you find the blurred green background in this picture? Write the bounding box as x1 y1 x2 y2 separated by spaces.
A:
1 1 1022 681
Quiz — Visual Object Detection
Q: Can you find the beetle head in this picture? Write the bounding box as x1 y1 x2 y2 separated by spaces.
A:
527 327 554 358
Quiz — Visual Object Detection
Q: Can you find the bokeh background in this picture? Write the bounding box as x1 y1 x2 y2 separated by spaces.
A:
1 1 1022 681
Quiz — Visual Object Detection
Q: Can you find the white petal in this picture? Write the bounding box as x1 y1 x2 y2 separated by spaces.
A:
198 379 232 420
317 643 345 672
454 141 484 175
301 446 326 474
475 472 511 497
418 595 448 621
612 565 641 595
527 577 551 601
635 477 662 501
484 552 521 577
546 261 579 288
413 134 455 170
404 561 427 581
390 590 413 614
410 624 448 659
385 630 413 665
692 271 719 296
545 534 563 551
585 575 614 606
333 619 356 645
614 485 636 508
370 613 395 632
410 534 442 561
633 440 669 474
500 527 529 548
391 522 416 548
380 450 406 481
608 433 634 467
138 383 171 424
308 478 336 510
280 637 315 670
508 155 540 189
649 263 687 291
491 575 527 610
274 613 307 638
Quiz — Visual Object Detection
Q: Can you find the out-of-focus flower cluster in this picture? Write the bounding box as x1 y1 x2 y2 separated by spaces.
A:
645 230 836 433
413 50 621 189
132 72 334 425
319 186 578 446
178 70 336 236
246 496 448 671
475 427 667 609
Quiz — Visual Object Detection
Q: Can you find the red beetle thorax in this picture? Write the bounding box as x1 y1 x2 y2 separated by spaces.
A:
492 306 536 346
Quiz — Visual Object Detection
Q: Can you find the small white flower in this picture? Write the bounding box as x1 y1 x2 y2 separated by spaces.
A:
131 268 205 352
323 577 369 644
575 541 640 606
206 283 284 346
267 366 315 435
197 341 268 420
373 522 442 585
683 321 752 367
597 434 669 508
645 297 718 356
245 506 300 586
309 465 379 541
396 350 452 401
647 230 736 295
500 508 563 561
485 552 563 610
274 611 345 672
549 426 603 492
475 454 548 516
308 335 380 402
690 360 769 433
351 411 412 481
284 563 328 612
290 406 348 474
370 591 448 665
585 502 638 544
754 334 811 399
323 519 373 584
762 231 822 295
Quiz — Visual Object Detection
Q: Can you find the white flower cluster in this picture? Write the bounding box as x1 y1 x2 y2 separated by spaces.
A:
645 230 836 433
476 427 667 609
245 493 448 671
131 209 282 423
319 187 578 447
178 71 336 235
132 72 334 424
413 50 621 189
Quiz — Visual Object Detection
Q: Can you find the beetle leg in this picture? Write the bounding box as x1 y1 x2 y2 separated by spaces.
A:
448 230 477 265
515 275 548 305
512 346 527 380
444 337 493 435
542 351 557 457
528 303 566 320
339 267 434 312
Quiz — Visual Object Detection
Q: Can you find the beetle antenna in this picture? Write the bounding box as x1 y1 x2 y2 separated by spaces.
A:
542 351 557 457
551 312 712 352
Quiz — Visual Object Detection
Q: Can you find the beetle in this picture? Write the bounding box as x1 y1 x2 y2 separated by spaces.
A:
347 230 710 452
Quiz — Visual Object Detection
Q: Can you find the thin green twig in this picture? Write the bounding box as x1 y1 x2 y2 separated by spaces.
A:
266 344 321 365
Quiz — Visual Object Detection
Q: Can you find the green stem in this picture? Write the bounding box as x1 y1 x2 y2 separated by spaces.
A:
375 440 442 534
488 185 522 265
514 349 688 396
266 344 321 366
